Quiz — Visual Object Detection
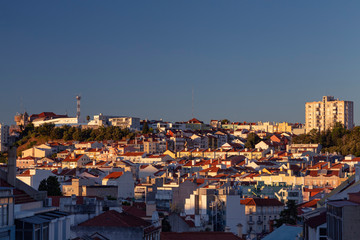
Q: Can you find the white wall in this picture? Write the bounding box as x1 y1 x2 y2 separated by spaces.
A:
17 169 56 190
225 195 246 235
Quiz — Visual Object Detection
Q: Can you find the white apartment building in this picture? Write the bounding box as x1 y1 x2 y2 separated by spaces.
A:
0 124 9 152
88 114 140 130
305 96 354 133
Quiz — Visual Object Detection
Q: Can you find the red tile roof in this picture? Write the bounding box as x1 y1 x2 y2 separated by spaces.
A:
161 232 243 240
305 211 326 228
79 210 152 228
63 154 84 162
103 172 123 180
298 199 319 208
187 118 204 124
240 198 284 207
297 199 320 215
18 156 36 160
200 166 219 173
0 179 36 204
121 152 145 157
18 169 31 177
122 205 147 218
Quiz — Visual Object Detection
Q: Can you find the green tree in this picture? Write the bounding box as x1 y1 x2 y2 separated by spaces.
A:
104 126 113 140
72 128 82 141
63 131 72 141
0 152 8 164
142 121 149 134
37 123 55 136
161 216 171 232
245 133 261 148
38 176 62 196
221 119 230 124
112 127 122 140
275 200 299 227
50 127 63 140
38 179 47 192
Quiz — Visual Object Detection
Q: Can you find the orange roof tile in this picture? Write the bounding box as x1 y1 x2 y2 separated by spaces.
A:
104 172 123 179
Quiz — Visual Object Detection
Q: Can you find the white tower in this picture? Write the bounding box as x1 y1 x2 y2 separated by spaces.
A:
76 95 81 121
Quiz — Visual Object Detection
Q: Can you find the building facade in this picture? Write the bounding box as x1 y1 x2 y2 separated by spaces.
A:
0 124 9 152
305 96 354 133
240 198 284 236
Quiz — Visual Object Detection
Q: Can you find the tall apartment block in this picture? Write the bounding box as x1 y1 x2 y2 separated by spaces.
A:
305 96 354 133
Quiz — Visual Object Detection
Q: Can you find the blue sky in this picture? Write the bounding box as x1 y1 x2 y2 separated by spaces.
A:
1 1 360 125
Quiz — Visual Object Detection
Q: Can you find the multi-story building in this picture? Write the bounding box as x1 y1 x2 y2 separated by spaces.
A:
88 114 140 130
0 124 9 152
305 96 354 133
109 117 140 130
240 198 284 236
327 193 360 240
62 154 91 168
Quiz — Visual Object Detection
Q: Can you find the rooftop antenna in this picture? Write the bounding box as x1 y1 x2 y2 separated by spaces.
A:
192 88 194 118
76 95 81 122
20 97 24 114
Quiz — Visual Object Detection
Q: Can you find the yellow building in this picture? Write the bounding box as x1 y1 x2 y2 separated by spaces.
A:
276 122 292 133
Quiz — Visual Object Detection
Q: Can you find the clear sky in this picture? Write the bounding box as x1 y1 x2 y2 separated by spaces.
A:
1 1 360 125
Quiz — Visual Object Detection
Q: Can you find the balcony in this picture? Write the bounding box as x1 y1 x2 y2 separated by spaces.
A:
248 220 254 225
257 220 263 225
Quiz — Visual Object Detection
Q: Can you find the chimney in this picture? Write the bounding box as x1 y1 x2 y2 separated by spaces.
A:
93 160 96 166
237 223 243 237
7 147 16 186
30 169 36 175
